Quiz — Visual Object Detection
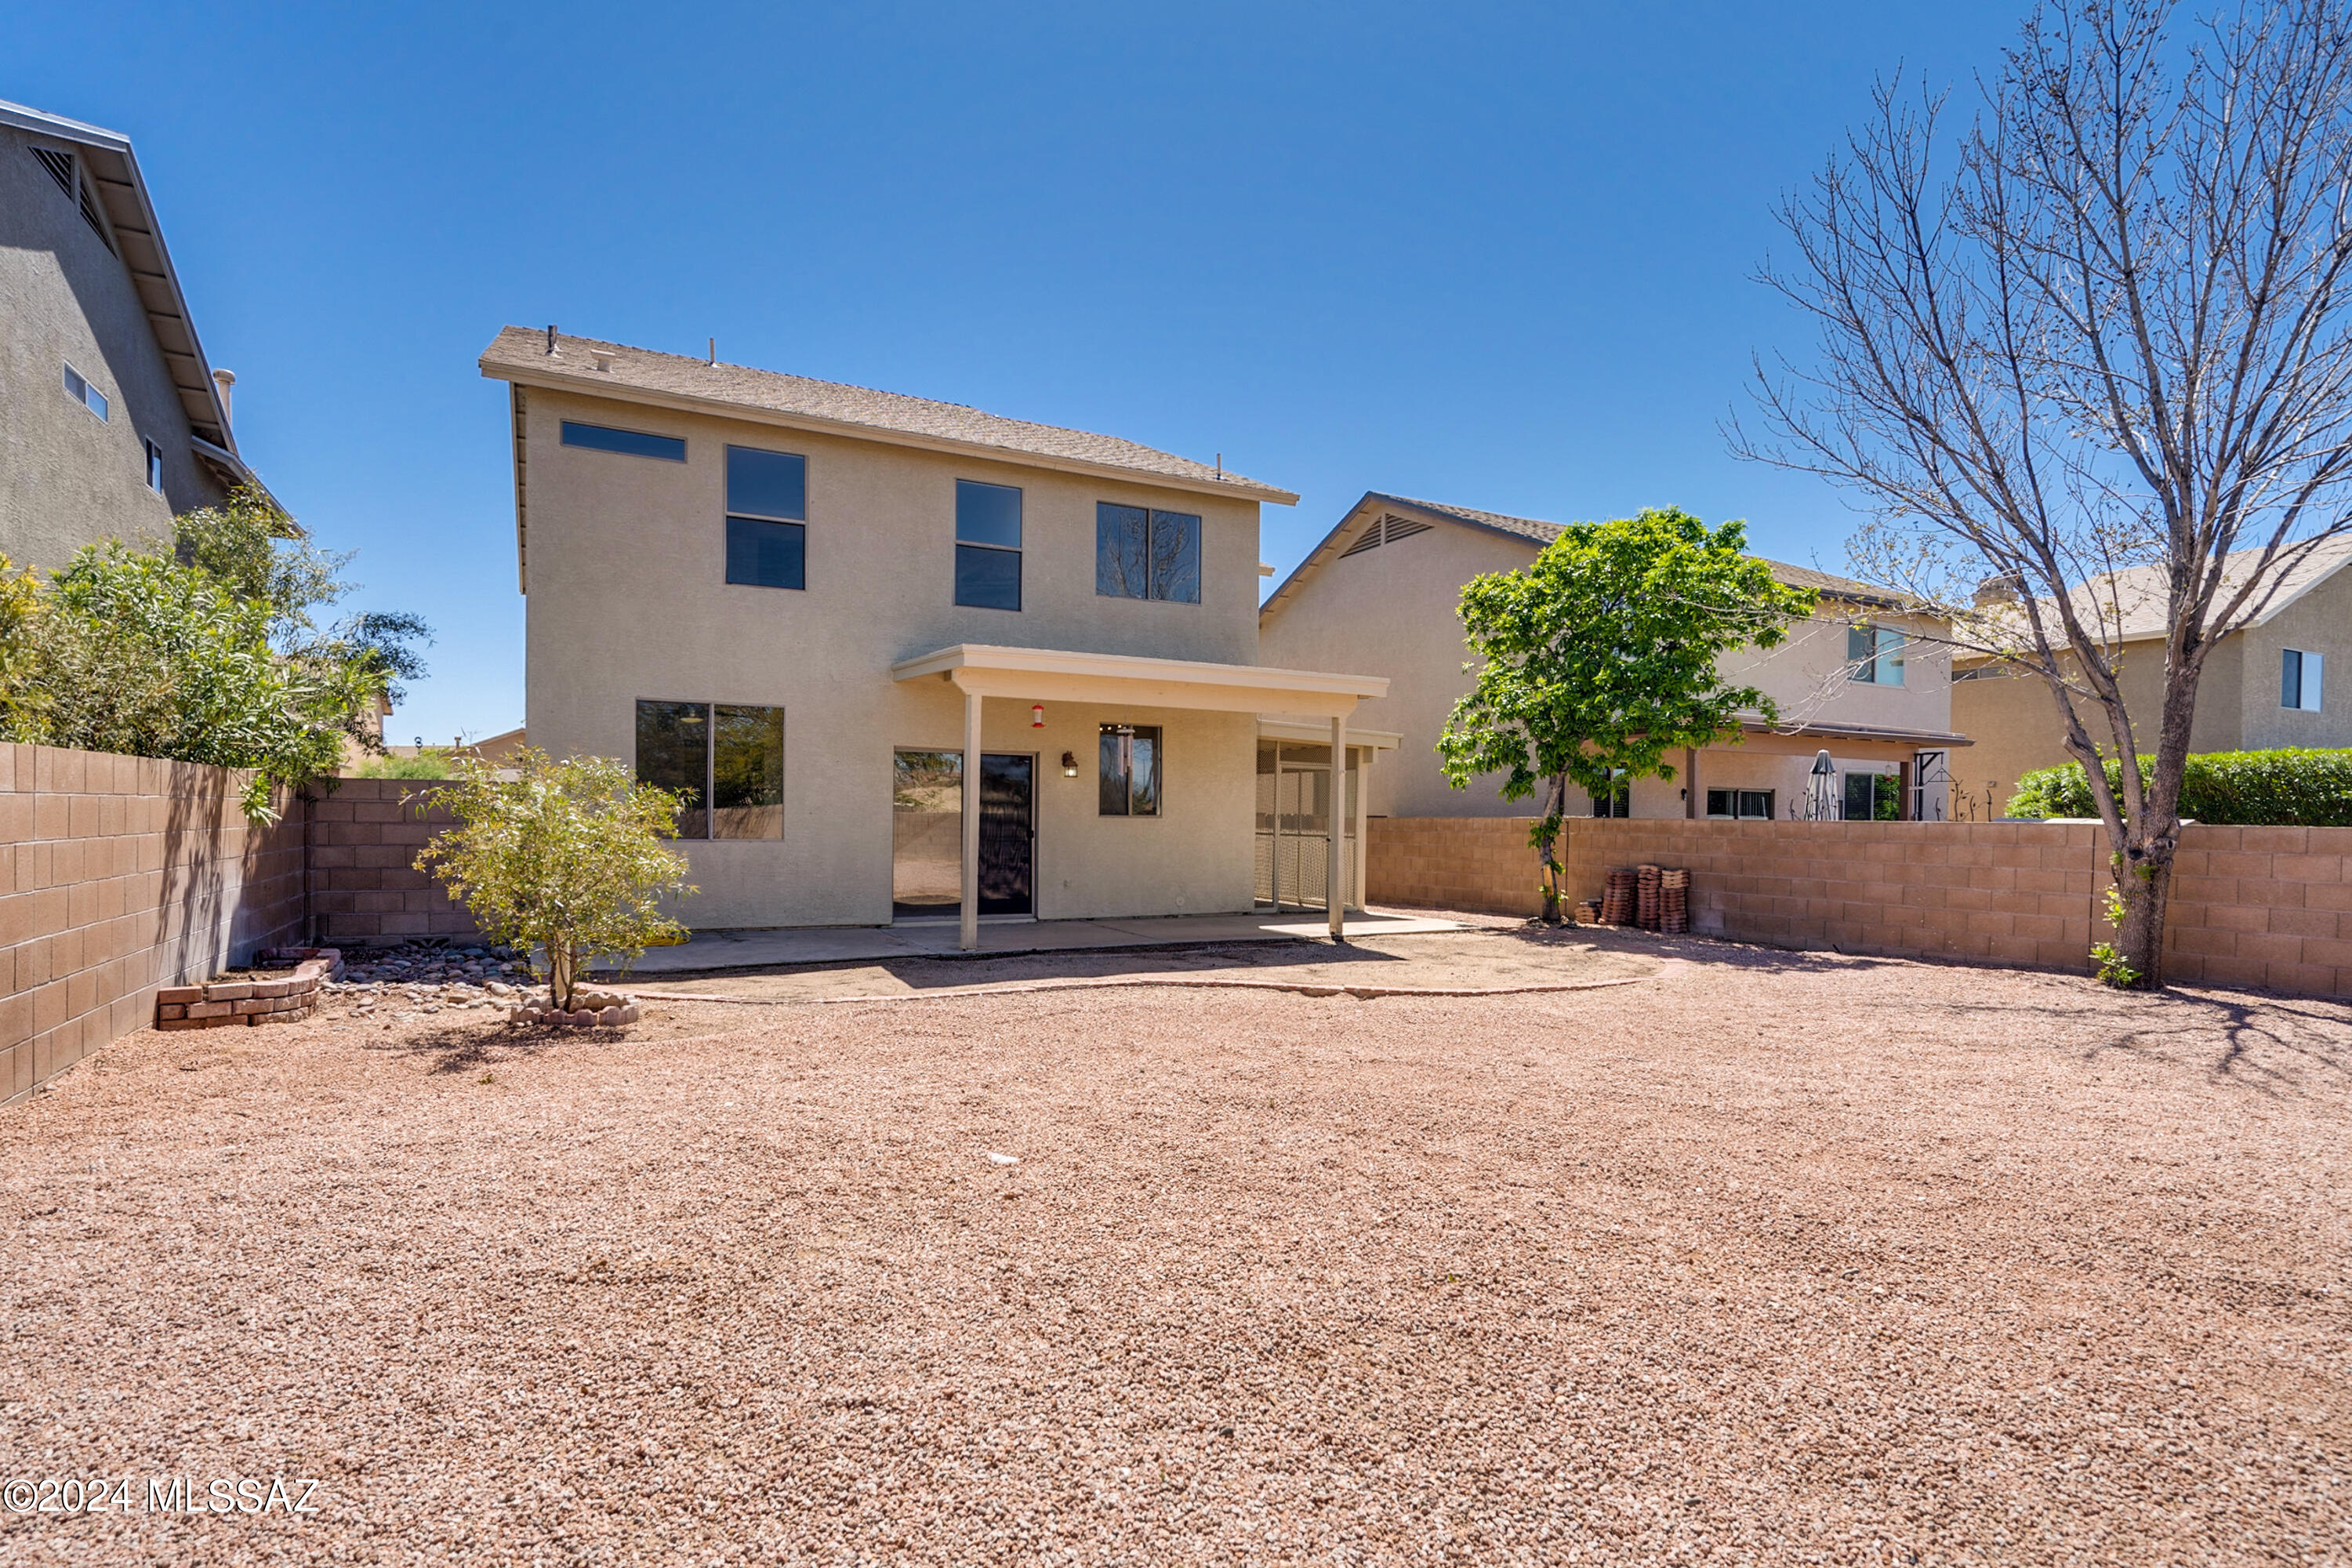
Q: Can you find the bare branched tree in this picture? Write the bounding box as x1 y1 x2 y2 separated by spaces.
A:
1733 0 2352 985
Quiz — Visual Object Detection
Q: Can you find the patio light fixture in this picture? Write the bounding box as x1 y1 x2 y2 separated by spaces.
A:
1061 751 1079 777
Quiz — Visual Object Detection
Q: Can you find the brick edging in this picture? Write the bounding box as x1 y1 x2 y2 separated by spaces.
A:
155 948 345 1031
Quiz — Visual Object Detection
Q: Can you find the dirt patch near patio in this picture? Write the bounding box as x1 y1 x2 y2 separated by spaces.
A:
1 938 2346 1563
625 927 1664 1002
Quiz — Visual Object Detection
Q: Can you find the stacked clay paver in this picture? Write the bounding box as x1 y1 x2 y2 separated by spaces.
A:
153 948 342 1031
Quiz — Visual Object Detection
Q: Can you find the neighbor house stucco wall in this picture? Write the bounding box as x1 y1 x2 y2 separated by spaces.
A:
519 386 1269 927
1259 514 1958 821
1258 520 1535 818
0 124 221 570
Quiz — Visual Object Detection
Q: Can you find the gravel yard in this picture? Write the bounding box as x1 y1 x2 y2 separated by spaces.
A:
1 929 2346 1564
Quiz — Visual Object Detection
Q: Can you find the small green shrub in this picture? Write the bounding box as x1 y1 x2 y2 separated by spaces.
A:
2009 748 2352 826
354 748 456 779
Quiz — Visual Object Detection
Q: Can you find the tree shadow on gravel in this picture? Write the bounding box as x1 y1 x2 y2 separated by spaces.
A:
354 1019 615 1076
2088 989 2352 1094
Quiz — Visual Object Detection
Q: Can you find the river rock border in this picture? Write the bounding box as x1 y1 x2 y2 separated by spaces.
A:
155 947 344 1031
510 1000 642 1028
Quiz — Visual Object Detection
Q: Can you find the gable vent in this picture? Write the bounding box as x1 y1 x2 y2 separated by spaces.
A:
30 145 74 196
29 147 116 255
1339 521 1384 557
1341 514 1434 558
1381 514 1432 543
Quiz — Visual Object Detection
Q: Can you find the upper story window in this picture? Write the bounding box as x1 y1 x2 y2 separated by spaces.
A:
634 699 785 840
954 480 1022 611
1096 503 1202 603
62 363 107 421
2283 648 2325 711
561 420 684 461
724 445 807 590
145 439 163 492
1847 624 1907 686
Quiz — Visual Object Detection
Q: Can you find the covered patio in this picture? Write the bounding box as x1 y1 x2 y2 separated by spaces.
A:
889 644 1390 948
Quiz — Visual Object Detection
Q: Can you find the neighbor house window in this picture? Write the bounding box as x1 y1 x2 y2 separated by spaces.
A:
1590 769 1629 818
144 438 163 492
62 362 107 420
1099 724 1160 816
955 480 1022 610
724 445 807 590
1706 789 1776 820
1843 771 1901 821
2282 648 2325 711
561 420 685 461
1096 503 1203 603
1848 624 1907 685
634 699 784 840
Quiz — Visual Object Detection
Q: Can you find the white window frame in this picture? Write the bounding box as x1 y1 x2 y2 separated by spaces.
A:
62 361 107 421
2283 648 2325 712
145 438 164 493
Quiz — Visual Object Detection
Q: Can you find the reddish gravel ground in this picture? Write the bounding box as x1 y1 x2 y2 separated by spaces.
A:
0 929 2346 1566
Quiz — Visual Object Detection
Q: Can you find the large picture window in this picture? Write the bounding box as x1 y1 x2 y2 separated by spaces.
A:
1096 503 1202 602
725 445 807 590
955 480 1022 610
634 699 784 839
1098 724 1161 816
1843 771 1901 821
1847 624 1907 686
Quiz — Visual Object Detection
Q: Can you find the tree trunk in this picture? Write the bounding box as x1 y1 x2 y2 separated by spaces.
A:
547 940 575 1012
2104 837 2175 988
1535 773 1567 924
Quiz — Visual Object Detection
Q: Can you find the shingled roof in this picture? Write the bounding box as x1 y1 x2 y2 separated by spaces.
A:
2004 535 2352 644
477 327 1295 504
1261 491 1908 621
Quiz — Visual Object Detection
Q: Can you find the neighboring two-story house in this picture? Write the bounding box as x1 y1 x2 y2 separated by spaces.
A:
1953 538 2352 811
1258 492 1971 824
1 99 260 568
478 328 1389 944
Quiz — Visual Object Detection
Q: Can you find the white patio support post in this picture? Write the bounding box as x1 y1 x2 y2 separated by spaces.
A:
960 688 983 952
1327 713 1348 939
1353 744 1370 912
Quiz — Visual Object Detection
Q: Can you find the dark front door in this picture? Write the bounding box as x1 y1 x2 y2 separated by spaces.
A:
977 753 1034 916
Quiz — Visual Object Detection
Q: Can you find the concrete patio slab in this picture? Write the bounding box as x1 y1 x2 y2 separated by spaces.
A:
608 908 1475 976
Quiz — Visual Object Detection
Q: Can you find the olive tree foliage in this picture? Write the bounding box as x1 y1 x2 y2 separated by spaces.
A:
413 750 695 1012
1735 0 2352 986
1437 510 1817 920
0 488 430 822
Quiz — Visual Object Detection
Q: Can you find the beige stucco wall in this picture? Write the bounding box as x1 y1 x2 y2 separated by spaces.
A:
1258 514 1957 820
1259 520 1537 817
1953 565 2349 810
0 125 223 571
518 385 1269 927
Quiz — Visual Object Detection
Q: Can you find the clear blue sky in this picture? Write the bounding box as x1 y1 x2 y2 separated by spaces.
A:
13 1 2027 745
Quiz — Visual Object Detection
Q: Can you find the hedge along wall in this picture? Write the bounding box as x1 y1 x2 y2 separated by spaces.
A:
0 744 305 1103
1367 815 2352 999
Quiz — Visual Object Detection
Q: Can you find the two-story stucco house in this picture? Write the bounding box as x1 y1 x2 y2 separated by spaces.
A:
478 328 1390 946
1953 537 2352 811
1 99 261 568
1258 492 1972 824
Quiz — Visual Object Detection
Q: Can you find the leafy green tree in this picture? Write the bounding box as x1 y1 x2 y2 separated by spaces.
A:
1438 509 1817 920
413 749 696 1012
0 488 430 821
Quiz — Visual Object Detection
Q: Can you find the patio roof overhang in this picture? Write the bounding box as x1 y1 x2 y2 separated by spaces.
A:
1737 717 1976 748
890 644 1388 720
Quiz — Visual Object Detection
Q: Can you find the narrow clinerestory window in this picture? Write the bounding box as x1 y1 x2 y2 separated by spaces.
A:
634 699 785 840
62 363 107 421
561 420 684 461
1847 623 1907 685
1099 724 1161 816
724 445 807 590
955 480 1022 610
2283 648 2325 711
1096 503 1202 602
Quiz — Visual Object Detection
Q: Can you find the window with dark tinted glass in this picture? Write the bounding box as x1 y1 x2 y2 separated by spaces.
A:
1099 724 1160 817
562 420 685 461
1096 504 1201 603
635 699 785 840
1706 788 1776 820
955 480 1022 610
725 445 807 590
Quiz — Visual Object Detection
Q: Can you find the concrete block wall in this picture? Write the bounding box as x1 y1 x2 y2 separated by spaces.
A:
307 779 482 946
1369 814 2350 999
2161 826 2352 997
0 744 304 1102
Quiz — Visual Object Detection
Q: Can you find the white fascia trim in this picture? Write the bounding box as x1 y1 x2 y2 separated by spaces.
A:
484 363 1298 506
891 643 1389 701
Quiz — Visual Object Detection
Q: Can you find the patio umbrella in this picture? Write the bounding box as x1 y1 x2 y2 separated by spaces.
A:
1808 750 1838 821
